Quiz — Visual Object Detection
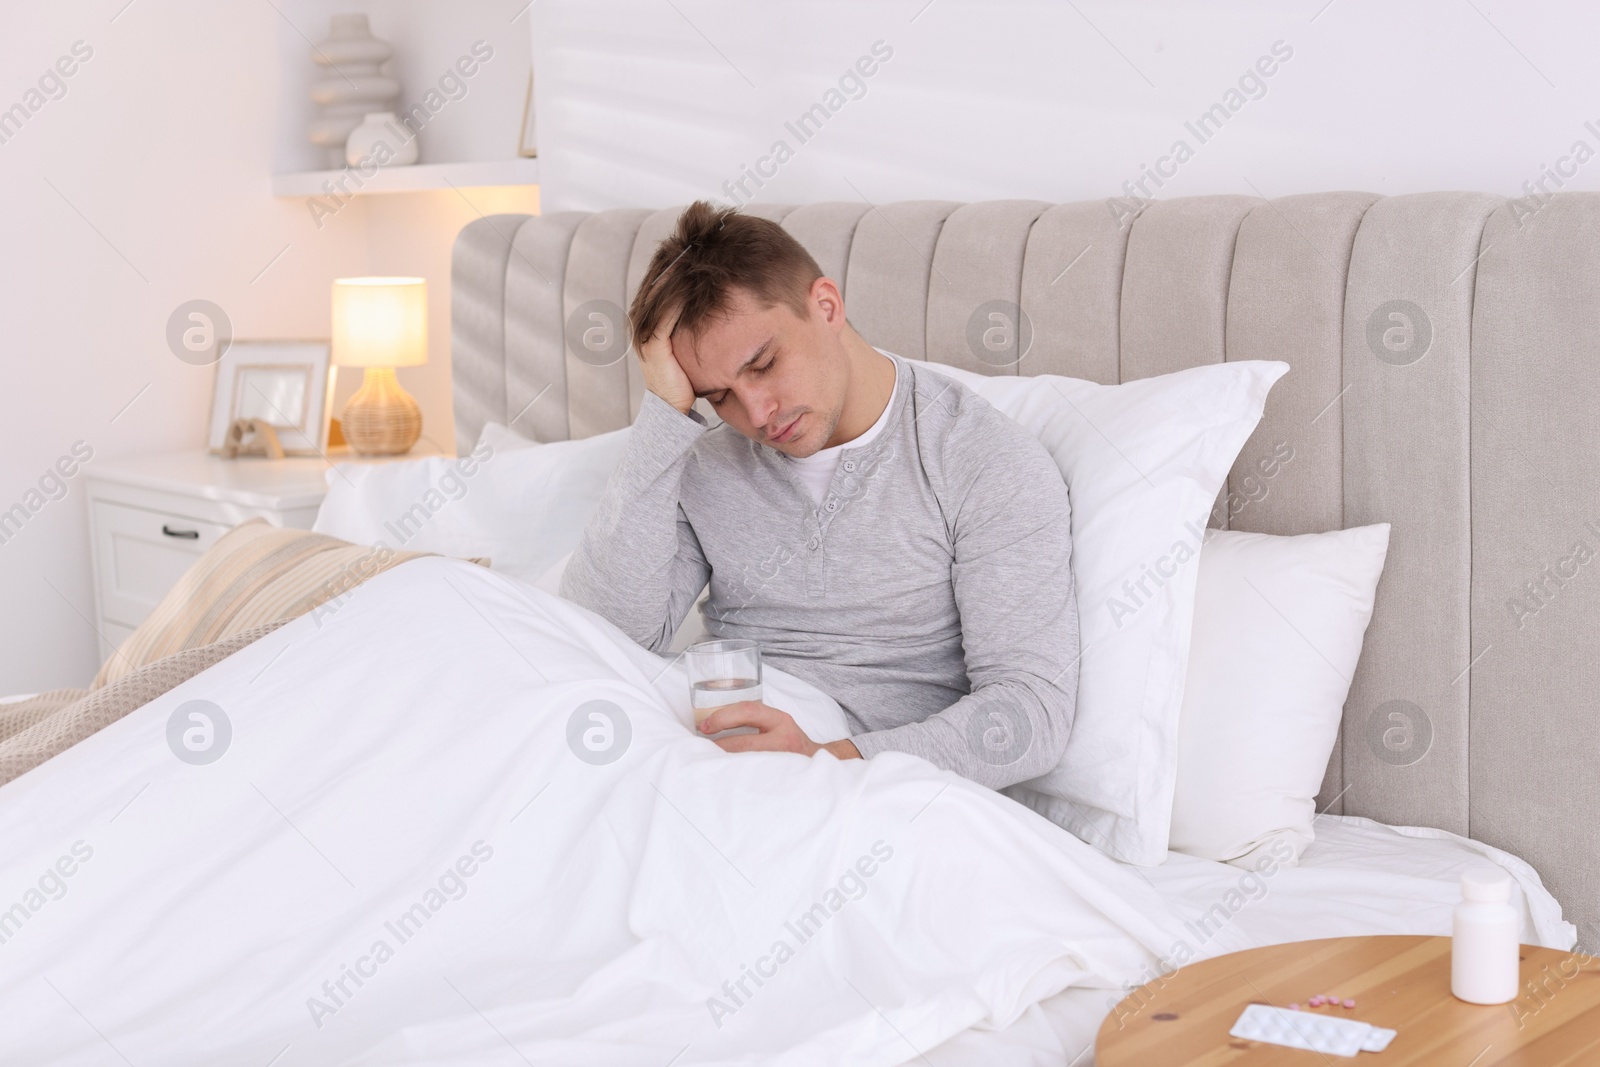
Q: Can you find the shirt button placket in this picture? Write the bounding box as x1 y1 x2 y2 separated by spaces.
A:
804 516 825 597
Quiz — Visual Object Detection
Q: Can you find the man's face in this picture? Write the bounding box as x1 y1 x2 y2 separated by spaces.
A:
675 280 848 458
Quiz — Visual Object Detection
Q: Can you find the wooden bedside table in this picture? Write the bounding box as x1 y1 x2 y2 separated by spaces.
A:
1096 934 1600 1065
83 447 438 660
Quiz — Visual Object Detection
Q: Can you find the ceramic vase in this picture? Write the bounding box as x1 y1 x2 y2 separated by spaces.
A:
345 112 418 168
307 14 401 169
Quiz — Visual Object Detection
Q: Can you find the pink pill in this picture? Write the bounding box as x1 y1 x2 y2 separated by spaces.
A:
1309 996 1323 1006
1343 998 1356 1009
1289 1003 1300 1011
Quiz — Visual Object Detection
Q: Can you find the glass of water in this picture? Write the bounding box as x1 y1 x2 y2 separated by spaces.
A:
685 639 763 726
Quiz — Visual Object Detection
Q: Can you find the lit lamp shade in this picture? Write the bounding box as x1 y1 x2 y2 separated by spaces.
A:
331 277 428 455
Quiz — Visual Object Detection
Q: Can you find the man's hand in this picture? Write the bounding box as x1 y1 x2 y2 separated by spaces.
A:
637 307 696 415
698 701 862 760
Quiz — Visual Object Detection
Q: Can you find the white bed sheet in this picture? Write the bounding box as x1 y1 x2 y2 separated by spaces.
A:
0 561 1575 1065
925 813 1575 1066
0 561 1195 1066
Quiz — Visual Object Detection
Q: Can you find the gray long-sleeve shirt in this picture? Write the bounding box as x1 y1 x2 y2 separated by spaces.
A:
560 350 1080 789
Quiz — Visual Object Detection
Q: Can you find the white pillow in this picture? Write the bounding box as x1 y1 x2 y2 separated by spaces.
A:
1169 524 1391 867
918 358 1287 864
477 421 542 453
313 425 630 582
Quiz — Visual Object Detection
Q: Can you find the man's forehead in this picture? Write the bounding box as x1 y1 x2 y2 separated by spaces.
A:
679 298 777 372
683 331 774 398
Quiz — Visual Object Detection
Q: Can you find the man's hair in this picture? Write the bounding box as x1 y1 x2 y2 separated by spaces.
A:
629 201 824 348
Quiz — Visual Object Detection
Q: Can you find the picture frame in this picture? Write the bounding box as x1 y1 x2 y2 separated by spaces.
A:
517 69 537 158
208 340 332 456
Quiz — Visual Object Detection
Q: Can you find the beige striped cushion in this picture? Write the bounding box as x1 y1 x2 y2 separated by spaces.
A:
93 518 483 689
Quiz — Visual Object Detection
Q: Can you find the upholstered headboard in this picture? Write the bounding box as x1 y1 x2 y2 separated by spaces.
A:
451 194 1600 948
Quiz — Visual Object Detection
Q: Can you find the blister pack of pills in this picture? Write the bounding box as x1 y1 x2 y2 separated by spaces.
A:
1230 1004 1398 1056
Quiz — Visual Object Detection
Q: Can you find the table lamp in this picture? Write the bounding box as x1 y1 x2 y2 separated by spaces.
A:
331 276 427 455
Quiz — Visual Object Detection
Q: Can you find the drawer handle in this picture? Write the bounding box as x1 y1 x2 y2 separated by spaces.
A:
161 525 201 540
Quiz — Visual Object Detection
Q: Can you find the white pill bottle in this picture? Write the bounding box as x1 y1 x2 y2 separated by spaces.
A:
1451 867 1520 1004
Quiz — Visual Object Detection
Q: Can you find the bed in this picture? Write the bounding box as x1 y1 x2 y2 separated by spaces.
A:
0 557 1571 1065
0 193 1591 1065
448 192 1599 1059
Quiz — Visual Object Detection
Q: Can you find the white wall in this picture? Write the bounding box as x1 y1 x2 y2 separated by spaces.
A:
0 1 535 692
530 0 1600 212
6 0 1589 689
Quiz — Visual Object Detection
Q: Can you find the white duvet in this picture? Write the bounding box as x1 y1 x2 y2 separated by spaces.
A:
0 559 1197 1066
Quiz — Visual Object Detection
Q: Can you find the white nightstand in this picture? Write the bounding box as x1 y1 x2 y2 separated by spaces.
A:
84 448 437 660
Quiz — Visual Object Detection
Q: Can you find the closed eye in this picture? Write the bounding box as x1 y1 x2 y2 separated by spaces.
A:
706 347 779 406
709 355 776 404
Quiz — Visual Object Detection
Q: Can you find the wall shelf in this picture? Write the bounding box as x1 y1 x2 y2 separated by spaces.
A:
271 158 539 197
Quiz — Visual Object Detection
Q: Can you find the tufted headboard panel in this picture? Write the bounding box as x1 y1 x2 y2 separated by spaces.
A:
451 193 1600 948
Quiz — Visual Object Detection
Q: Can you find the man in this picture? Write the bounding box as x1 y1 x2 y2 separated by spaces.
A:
561 201 1079 790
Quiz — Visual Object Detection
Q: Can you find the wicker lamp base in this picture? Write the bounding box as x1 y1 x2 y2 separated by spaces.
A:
341 366 421 456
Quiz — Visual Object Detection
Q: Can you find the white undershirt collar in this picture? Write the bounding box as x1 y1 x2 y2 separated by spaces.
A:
783 355 901 506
